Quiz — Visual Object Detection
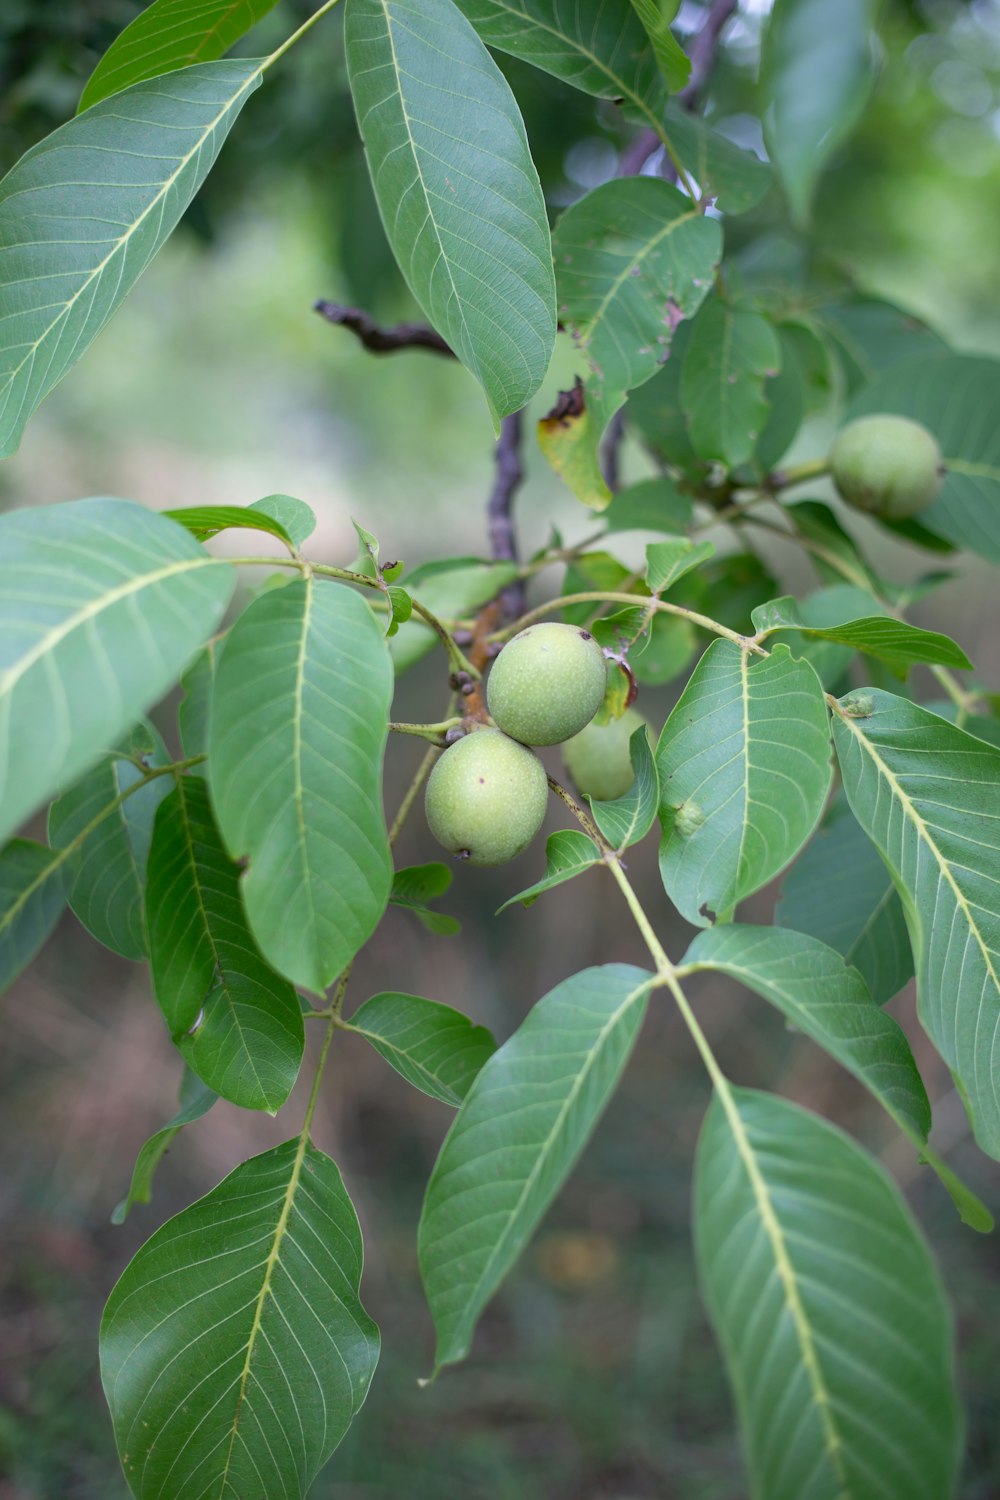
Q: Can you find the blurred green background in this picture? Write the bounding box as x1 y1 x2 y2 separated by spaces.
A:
2 2 1000 1497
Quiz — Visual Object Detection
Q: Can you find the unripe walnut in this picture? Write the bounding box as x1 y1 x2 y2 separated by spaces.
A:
830 414 943 520
487 622 607 746
424 728 548 866
562 708 651 802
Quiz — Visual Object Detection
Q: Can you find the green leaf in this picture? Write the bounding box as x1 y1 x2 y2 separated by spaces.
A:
680 924 930 1142
178 642 217 763
0 839 75 996
832 689 1000 1160
631 612 696 686
384 585 413 637
537 384 612 510
111 1069 216 1224
389 560 519 673
497 829 602 912
346 993 496 1106
629 0 690 92
681 300 782 469
662 102 773 216
390 863 460 936
694 1087 962 1500
209 577 393 994
848 352 1000 561
819 297 948 395
590 730 658 853
48 721 172 959
623 318 700 473
146 777 304 1112
776 792 913 1006
452 0 668 129
924 699 1000 750
162 504 295 548
786 499 880 593
0 498 233 843
0 61 263 457
101 1139 380 1500
344 0 556 425
761 0 876 225
78 0 279 111
645 539 715 596
250 493 316 549
552 177 722 437
419 963 653 1370
601 476 693 536
751 596 972 672
657 642 832 926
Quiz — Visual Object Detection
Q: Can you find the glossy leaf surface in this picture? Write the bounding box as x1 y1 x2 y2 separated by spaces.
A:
0 839 74 996
347 992 496 1106
419 964 653 1369
657 642 832 926
776 792 913 1006
497 830 602 912
833 689 1000 1158
680 924 929 1141
146 776 304 1112
0 61 262 455
79 0 279 110
695 1087 961 1500
345 0 556 424
0 498 232 843
681 301 781 467
102 1140 380 1500
111 1069 216 1223
209 578 393 994
49 722 171 959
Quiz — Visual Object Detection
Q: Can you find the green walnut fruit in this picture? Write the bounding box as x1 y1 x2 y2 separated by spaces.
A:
424 728 548 866
562 708 651 803
830 414 944 520
487 622 608 746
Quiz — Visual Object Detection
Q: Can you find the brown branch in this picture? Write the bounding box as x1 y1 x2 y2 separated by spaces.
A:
679 0 738 110
487 411 526 622
313 300 454 357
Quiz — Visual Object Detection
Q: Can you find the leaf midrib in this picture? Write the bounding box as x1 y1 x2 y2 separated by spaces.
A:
580 202 703 352
441 973 654 1363
0 64 261 421
834 704 1000 1045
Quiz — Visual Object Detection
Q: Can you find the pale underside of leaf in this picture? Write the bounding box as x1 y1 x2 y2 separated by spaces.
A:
832 691 1000 1159
0 61 263 456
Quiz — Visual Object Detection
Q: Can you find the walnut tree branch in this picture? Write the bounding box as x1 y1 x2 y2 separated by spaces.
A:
487 410 526 622
313 300 454 357
679 0 739 110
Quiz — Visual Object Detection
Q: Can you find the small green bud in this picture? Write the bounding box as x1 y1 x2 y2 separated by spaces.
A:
424 728 548 866
562 708 651 802
830 414 943 520
487 622 608 746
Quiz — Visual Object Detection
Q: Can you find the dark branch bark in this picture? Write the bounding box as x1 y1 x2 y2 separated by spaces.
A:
487 411 526 621
679 0 739 110
599 409 625 493
313 300 454 357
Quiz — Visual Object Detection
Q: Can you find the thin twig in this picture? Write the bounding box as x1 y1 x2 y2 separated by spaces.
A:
487 411 526 622
313 301 454 357
599 409 625 493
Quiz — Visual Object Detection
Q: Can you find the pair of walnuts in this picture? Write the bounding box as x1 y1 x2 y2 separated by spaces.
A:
424 622 624 867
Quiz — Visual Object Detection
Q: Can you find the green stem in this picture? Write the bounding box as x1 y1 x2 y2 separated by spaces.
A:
491 591 760 653
767 456 831 491
546 774 614 855
262 0 343 73
389 718 463 743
